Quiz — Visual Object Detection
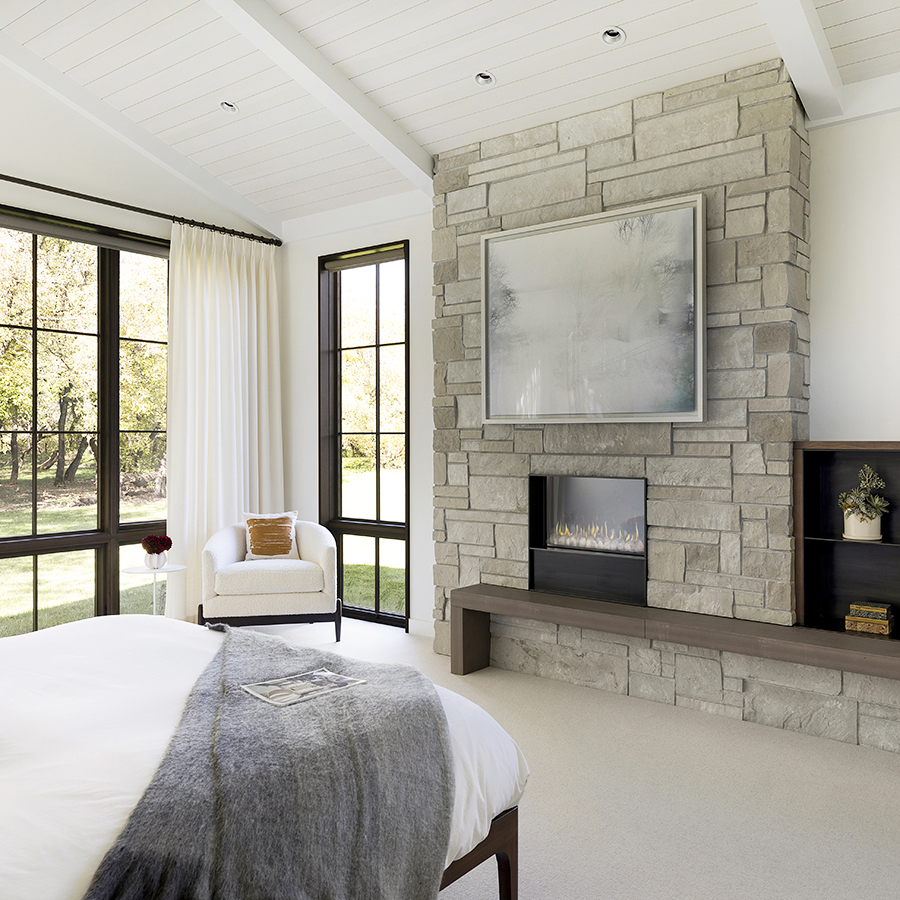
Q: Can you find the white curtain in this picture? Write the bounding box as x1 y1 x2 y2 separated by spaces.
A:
165 223 285 619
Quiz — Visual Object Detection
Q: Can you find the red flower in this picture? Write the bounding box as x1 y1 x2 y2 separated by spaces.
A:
141 534 172 555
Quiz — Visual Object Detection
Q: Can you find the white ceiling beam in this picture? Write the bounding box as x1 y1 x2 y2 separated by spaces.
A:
0 31 282 239
755 0 843 120
203 0 434 195
807 70 900 130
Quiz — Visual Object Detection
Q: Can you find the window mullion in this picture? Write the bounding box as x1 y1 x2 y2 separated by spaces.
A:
30 233 37 539
374 537 381 617
374 262 381 527
320 269 340 528
31 556 37 632
373 262 383 615
97 247 119 614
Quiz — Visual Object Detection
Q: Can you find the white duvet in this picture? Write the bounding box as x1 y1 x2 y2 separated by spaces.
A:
0 615 528 900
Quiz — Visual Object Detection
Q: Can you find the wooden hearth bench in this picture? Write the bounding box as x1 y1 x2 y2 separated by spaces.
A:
450 583 900 680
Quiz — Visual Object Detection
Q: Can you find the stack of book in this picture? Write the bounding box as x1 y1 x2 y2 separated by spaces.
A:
845 602 893 635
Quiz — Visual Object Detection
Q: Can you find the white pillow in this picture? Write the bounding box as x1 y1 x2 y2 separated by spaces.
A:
243 511 300 560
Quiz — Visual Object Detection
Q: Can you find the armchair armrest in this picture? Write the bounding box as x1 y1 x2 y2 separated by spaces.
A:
201 524 246 603
295 521 337 604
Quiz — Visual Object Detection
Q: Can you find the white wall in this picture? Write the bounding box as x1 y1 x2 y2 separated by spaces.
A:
280 192 436 636
808 109 900 440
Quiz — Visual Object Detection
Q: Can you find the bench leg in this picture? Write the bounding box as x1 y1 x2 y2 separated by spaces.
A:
451 605 491 675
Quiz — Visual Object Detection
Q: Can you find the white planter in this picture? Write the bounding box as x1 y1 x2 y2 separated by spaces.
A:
843 513 882 542
145 551 167 569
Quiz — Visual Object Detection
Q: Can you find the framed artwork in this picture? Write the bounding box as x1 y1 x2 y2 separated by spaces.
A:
481 193 705 423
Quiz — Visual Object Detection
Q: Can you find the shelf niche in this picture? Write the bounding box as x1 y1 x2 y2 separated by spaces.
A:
795 441 900 634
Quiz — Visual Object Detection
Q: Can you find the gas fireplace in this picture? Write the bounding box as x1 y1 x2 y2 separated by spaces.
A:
529 475 647 605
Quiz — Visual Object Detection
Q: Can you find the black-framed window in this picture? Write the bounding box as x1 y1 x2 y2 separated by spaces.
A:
0 211 169 636
319 242 409 628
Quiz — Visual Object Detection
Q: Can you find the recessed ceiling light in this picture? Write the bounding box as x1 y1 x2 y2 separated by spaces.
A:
474 72 496 87
601 26 626 46
220 100 240 114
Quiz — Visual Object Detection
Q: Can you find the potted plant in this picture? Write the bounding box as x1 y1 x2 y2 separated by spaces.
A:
839 465 889 541
141 534 172 569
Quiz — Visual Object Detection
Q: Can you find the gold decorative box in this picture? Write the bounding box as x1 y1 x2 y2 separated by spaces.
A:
849 603 891 620
845 615 894 635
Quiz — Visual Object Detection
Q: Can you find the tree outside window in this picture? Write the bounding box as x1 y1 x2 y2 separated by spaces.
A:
0 220 168 636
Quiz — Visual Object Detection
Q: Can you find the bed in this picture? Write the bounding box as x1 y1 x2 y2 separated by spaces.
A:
0 615 528 900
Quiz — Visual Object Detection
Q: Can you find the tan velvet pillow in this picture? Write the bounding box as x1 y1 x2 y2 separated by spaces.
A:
243 511 299 560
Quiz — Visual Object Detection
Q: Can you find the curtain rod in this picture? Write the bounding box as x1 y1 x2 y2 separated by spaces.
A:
0 172 282 247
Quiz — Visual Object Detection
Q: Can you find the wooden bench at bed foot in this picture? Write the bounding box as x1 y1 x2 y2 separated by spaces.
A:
440 806 518 900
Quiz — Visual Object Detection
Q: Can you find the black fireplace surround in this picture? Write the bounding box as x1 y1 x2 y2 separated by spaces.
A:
528 475 648 606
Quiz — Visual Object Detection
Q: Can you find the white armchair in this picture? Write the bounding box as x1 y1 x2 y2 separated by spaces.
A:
198 520 341 641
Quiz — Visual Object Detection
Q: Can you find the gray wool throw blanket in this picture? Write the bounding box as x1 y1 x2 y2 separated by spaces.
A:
83 626 454 900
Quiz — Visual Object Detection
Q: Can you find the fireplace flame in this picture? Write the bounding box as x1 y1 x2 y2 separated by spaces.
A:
551 520 644 554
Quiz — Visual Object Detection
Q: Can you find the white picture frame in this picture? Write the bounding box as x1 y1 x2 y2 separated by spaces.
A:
481 193 706 424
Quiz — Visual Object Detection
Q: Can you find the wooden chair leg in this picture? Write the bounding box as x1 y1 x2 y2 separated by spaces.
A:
496 839 517 900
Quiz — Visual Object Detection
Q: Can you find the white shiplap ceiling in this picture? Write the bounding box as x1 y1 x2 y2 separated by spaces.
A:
1 0 898 239
817 0 900 82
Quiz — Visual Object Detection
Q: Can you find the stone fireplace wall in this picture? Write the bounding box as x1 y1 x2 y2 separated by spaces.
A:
426 61 900 751
432 58 809 630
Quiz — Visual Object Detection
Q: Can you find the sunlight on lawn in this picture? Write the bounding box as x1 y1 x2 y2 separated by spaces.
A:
121 498 167 523
342 468 405 523
0 552 96 637
341 469 406 614
0 541 164 638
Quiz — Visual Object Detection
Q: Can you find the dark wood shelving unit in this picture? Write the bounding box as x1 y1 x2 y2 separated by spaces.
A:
794 441 900 633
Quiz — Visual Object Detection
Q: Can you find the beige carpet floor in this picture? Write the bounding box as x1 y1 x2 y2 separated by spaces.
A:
256 618 900 900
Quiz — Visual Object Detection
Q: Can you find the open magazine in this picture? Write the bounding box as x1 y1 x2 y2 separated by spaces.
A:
242 668 366 707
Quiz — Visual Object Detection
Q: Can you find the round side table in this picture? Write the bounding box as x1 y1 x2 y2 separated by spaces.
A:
122 564 187 616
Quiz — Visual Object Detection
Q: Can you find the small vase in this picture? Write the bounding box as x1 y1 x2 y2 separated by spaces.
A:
843 513 882 542
145 551 167 569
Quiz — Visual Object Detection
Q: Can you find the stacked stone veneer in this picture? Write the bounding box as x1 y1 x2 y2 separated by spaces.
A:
429 59 899 752
483 624 900 751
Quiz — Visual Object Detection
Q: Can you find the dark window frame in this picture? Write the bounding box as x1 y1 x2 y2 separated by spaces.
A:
0 210 168 629
319 241 410 629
